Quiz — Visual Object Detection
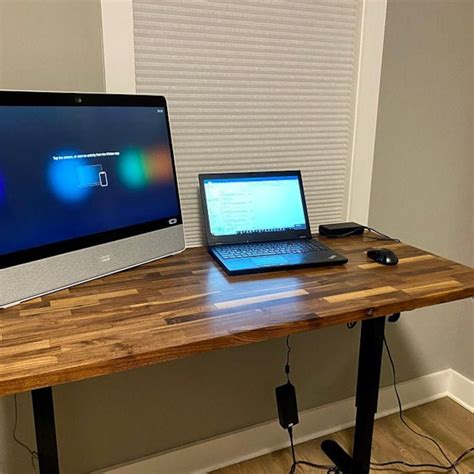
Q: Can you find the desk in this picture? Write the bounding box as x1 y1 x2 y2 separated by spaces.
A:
1 235 473 474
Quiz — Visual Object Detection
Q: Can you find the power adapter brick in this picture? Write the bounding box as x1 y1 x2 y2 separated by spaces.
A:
275 382 299 429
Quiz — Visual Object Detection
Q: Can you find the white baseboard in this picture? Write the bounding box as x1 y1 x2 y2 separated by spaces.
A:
447 369 474 412
98 369 473 474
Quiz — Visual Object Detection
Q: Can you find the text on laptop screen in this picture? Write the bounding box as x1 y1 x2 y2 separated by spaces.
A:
0 106 180 258
203 175 307 237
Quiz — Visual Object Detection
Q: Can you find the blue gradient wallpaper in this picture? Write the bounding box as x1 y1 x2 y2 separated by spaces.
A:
0 171 5 207
0 106 180 256
48 156 92 203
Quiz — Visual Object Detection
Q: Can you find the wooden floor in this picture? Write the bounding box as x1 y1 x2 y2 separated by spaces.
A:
213 398 474 473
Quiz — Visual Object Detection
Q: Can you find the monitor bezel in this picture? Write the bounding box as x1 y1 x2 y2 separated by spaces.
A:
199 170 312 246
0 90 183 270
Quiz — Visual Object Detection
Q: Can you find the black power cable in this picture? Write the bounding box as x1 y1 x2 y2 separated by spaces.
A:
283 332 473 473
285 335 291 383
13 394 38 474
371 448 474 471
365 226 401 243
284 336 338 474
325 225 401 243
288 425 337 474
372 335 474 472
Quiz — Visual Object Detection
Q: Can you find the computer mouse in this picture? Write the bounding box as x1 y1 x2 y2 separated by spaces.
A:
366 248 399 266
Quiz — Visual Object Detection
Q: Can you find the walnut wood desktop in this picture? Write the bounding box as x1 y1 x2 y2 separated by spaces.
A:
1 235 473 474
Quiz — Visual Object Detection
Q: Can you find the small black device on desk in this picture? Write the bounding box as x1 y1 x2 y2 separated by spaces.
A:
319 222 365 237
199 171 348 275
317 222 400 266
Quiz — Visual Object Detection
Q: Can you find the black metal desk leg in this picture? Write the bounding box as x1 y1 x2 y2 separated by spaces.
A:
32 387 60 474
352 316 386 473
322 316 386 474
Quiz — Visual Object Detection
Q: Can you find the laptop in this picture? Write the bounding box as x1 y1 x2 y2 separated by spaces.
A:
199 171 348 275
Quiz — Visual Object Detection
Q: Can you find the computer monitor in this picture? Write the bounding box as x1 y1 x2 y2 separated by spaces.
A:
0 91 185 308
199 171 312 245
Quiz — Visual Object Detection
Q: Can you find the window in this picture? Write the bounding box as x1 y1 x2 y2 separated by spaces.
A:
102 0 386 246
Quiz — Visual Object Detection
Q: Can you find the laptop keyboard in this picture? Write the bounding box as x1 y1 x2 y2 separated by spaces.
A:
216 240 328 260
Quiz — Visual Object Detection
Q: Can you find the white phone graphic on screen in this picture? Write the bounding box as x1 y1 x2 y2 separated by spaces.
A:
99 171 108 187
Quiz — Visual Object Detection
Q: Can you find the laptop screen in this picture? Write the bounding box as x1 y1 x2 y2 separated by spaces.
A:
201 173 308 238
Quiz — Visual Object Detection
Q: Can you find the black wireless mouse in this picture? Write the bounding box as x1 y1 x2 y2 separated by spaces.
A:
366 248 399 266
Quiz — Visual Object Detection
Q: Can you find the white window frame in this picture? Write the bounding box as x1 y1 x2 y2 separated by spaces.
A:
100 0 387 227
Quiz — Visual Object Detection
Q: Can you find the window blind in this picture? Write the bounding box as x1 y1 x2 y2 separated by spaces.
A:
133 0 362 246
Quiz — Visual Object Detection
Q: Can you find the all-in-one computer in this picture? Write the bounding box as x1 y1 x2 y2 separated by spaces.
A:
0 91 185 308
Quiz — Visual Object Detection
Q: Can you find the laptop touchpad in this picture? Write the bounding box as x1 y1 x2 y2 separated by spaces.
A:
251 256 288 267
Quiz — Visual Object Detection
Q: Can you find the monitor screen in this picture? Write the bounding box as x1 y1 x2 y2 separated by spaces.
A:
202 175 308 237
0 98 182 269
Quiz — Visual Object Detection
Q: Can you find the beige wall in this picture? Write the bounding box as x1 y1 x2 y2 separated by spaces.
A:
369 0 473 380
0 0 104 92
0 1 105 473
0 0 472 473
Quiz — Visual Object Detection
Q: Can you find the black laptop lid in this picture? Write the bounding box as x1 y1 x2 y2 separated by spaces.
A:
199 171 312 245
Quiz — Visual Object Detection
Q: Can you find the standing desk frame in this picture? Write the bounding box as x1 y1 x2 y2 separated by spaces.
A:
1 235 473 474
29 316 391 474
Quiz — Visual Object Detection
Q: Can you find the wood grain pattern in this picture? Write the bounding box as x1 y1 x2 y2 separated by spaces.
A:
0 235 473 396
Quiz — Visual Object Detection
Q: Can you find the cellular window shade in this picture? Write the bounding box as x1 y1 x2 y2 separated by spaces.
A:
133 0 362 246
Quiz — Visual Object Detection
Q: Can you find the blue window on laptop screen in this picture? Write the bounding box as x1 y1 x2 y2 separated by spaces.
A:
203 175 307 237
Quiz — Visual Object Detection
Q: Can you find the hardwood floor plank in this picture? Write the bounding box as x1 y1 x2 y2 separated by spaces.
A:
212 398 474 473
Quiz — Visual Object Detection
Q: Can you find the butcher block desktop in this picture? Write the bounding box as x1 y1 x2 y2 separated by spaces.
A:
1 233 473 474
